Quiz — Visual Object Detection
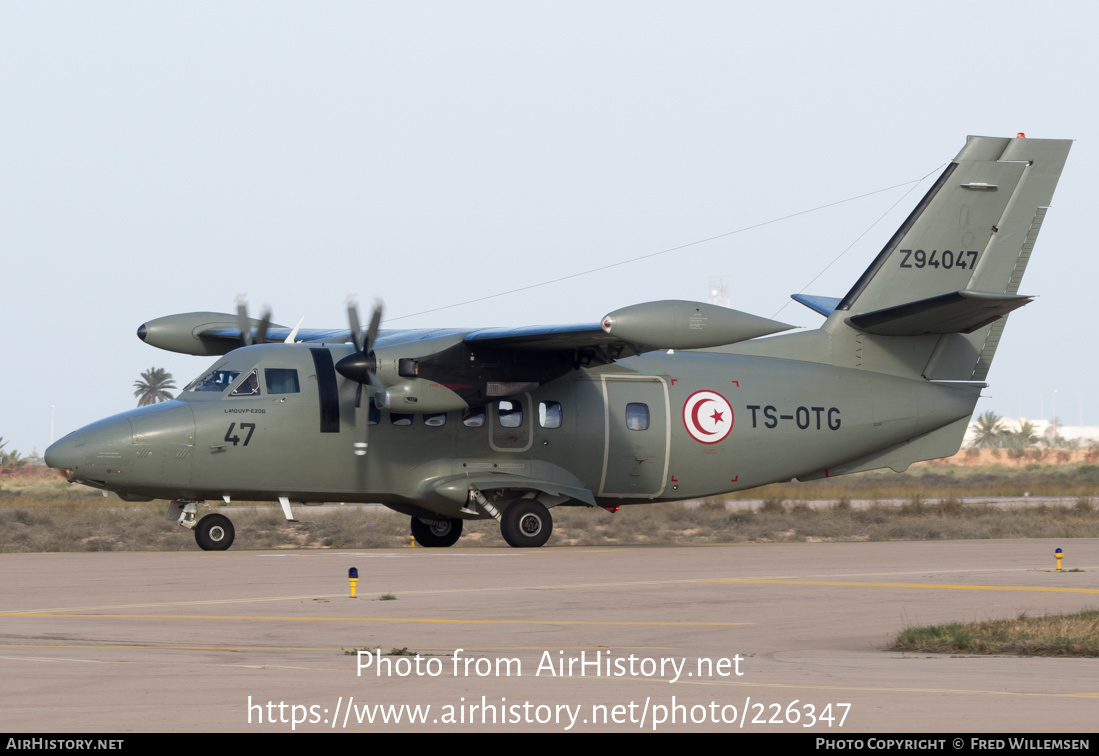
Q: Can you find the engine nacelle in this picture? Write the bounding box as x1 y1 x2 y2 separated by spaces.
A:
372 375 471 414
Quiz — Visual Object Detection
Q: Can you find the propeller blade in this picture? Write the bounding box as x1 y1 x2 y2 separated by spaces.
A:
236 295 252 347
341 297 384 456
347 296 364 353
365 299 383 351
353 383 369 456
254 308 272 345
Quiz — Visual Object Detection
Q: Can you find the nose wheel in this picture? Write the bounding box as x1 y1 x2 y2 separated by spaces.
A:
195 513 235 551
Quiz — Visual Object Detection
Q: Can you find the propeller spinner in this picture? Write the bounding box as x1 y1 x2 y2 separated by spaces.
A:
335 298 384 456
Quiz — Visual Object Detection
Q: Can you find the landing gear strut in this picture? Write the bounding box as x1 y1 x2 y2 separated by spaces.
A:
410 516 463 547
195 513 235 551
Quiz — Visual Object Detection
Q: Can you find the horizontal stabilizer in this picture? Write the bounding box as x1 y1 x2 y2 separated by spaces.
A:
791 294 841 317
845 290 1032 336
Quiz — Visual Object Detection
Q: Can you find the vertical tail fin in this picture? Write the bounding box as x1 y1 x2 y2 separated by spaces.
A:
823 135 1071 380
835 135 1071 316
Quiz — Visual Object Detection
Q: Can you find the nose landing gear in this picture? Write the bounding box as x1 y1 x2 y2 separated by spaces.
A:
168 500 236 551
195 513 236 551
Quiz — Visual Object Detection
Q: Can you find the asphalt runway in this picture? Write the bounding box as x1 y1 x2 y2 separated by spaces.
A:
1 539 1096 733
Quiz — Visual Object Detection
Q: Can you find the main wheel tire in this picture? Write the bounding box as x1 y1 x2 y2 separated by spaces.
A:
195 513 235 551
410 516 463 547
500 499 552 548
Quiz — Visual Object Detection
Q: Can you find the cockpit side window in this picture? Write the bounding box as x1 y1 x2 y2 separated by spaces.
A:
230 369 261 397
192 368 242 393
265 368 300 394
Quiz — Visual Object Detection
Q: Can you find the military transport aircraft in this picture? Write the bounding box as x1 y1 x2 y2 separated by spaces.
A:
45 135 1071 551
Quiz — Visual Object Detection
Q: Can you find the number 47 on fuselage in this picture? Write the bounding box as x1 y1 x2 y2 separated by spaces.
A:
45 134 1072 551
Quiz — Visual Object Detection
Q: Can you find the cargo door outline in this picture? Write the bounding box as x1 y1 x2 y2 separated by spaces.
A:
598 375 670 497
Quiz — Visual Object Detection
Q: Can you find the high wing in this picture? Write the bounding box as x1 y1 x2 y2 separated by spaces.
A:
139 300 793 362
139 300 793 413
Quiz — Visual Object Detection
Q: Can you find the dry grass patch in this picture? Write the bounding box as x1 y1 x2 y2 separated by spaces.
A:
1 498 1098 551
3 471 1099 551
889 610 1099 657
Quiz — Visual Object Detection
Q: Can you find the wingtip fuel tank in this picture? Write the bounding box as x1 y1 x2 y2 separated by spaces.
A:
600 300 793 350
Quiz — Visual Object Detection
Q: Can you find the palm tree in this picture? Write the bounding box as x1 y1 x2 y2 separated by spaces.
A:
1005 420 1040 451
133 367 177 407
970 411 1005 448
0 437 26 467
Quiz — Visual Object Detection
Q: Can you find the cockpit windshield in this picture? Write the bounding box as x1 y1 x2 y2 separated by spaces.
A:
189 368 242 393
229 369 261 397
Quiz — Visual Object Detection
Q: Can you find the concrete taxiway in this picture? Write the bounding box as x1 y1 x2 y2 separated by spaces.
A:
1 539 1096 732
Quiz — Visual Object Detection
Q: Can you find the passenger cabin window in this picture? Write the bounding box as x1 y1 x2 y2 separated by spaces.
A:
265 368 300 394
424 413 446 427
539 401 562 429
230 369 261 397
463 406 486 428
498 400 523 428
626 403 649 431
192 369 241 393
390 412 413 426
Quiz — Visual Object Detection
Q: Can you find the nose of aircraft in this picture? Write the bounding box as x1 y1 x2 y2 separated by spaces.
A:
46 402 196 488
44 413 134 483
44 431 86 475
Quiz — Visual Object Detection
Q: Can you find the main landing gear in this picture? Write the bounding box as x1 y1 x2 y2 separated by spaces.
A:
500 499 552 548
410 516 463 547
411 497 555 549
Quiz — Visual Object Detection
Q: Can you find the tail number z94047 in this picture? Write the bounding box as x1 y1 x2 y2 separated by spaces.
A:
746 405 840 431
898 249 977 270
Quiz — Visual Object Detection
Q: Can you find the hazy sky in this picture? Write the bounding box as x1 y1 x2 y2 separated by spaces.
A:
2 1 1096 454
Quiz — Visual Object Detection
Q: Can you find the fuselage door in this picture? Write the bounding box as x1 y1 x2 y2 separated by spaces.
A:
598 376 669 497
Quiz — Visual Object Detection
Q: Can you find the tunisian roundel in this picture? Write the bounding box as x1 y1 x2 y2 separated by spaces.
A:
682 390 733 444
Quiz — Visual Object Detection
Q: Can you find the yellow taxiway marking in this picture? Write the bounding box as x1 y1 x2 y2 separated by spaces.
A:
0 644 334 651
705 579 1099 594
5 613 748 627
0 643 668 653
2 570 1091 617
0 655 105 664
0 594 346 616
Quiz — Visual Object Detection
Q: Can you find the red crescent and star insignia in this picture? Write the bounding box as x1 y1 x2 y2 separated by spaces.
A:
682 389 733 444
